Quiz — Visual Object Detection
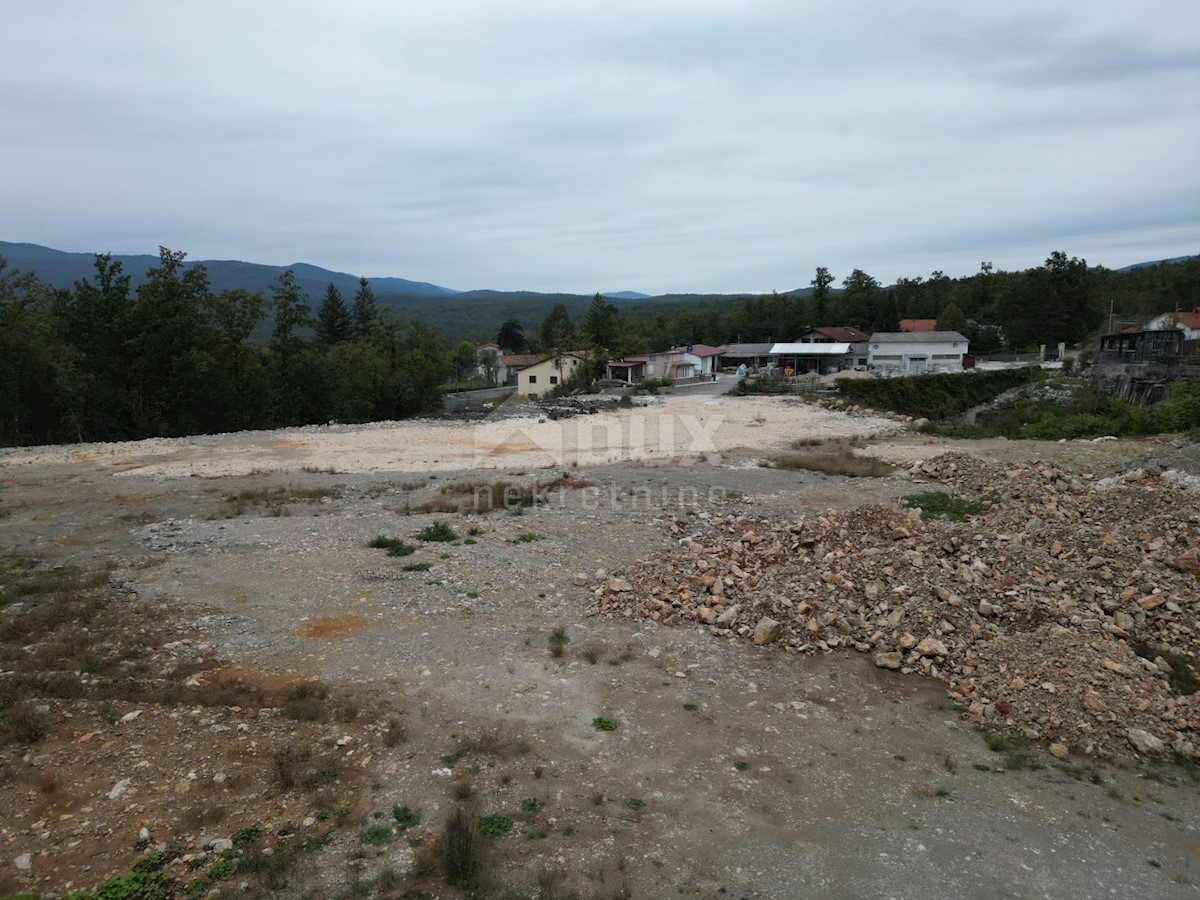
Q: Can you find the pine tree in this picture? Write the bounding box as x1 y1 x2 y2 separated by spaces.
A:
317 283 353 345
352 277 378 338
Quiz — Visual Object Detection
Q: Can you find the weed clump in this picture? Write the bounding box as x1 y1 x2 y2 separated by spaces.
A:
478 813 513 838
765 439 895 478
417 521 458 543
903 491 989 522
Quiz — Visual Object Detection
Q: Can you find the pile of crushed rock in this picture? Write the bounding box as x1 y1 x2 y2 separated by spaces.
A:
590 453 1200 761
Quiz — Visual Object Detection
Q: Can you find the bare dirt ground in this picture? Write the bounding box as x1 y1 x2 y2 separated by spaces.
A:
1 380 1197 899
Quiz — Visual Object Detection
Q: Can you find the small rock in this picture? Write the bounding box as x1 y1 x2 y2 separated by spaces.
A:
874 652 902 670
1126 729 1164 754
915 637 948 657
1049 743 1069 760
753 617 783 645
14 853 32 871
108 779 131 801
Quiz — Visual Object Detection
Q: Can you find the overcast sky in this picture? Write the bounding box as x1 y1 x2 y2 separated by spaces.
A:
2 1 1197 294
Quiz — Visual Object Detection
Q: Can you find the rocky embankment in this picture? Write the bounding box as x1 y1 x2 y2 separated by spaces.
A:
590 453 1200 761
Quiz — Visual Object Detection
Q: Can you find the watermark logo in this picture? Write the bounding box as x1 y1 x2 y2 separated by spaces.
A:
472 409 726 467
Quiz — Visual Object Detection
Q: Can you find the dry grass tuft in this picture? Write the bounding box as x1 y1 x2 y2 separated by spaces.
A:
765 439 894 478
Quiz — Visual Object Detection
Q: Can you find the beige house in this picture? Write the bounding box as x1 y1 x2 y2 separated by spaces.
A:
517 352 591 398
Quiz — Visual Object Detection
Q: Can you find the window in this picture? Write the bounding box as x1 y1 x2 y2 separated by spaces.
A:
549 376 558 385
528 375 537 384
932 354 959 360
873 354 902 361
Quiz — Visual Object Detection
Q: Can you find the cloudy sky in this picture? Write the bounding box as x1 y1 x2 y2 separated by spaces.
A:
2 1 1197 294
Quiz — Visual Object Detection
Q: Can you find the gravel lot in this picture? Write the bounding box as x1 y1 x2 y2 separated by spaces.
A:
2 385 1197 898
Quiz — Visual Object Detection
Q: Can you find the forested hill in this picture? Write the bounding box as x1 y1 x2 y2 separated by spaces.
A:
0 241 457 299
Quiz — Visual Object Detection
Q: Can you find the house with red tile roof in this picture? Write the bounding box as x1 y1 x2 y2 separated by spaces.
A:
1147 307 1200 341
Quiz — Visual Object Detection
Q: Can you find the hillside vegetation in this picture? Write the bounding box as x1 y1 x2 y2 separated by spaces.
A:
835 368 1038 420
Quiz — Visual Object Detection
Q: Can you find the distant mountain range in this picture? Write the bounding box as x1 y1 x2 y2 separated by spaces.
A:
1114 255 1196 273
3 240 1194 343
0 241 458 299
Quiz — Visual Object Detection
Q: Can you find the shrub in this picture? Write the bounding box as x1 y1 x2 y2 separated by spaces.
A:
393 805 421 830
903 491 989 522
444 808 482 888
417 521 458 542
361 824 394 845
478 813 513 838
281 681 328 721
837 368 1038 420
592 716 618 732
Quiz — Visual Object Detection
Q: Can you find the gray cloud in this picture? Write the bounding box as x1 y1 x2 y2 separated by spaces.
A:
1 0 1197 293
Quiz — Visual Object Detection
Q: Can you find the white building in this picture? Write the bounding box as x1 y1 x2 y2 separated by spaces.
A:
867 331 969 374
1146 308 1200 341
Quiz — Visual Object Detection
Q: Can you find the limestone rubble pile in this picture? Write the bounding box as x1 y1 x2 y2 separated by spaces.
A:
590 452 1200 760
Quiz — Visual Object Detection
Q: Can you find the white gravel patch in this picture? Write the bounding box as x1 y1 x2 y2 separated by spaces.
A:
0 394 901 479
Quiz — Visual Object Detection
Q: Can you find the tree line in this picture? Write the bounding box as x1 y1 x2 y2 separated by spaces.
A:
1 248 448 446
493 253 1200 360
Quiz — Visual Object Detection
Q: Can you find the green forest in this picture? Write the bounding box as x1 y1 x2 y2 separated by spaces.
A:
1 249 448 446
1 246 1198 446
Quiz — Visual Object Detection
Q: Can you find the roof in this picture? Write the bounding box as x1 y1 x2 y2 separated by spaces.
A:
870 331 968 344
1155 309 1200 329
674 343 726 358
900 319 938 333
720 342 774 356
768 342 851 356
799 326 870 343
501 353 544 368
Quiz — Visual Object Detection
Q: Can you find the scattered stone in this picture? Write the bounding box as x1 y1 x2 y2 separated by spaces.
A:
108 779 131 801
753 617 783 645
1127 729 1165 754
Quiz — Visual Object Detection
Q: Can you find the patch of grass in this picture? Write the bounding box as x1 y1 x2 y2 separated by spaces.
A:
581 646 601 664
592 716 618 732
733 761 750 772
626 798 646 810
548 626 570 658
367 535 409 553
508 532 543 543
526 828 548 840
441 750 466 768
683 702 699 712
1132 643 1200 696
520 797 544 813
393 805 421 830
233 825 263 849
766 439 895 478
222 485 335 517
361 824 393 845
402 561 433 572
478 813 514 838
0 701 46 747
903 491 989 522
416 521 458 542
281 681 328 721
466 591 479 599
463 537 477 545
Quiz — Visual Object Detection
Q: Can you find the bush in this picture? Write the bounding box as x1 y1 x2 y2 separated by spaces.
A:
478 813 513 838
361 824 394 845
445 808 482 887
837 368 1037 420
416 521 458 542
903 492 989 522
